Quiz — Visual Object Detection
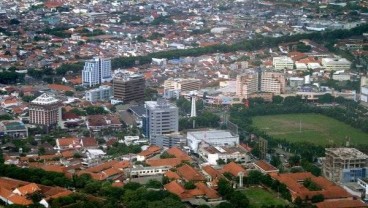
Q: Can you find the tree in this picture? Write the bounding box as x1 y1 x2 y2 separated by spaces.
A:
216 202 234 208
270 155 282 168
146 179 162 189
319 93 334 103
311 194 324 203
184 181 196 190
246 170 263 185
9 19 20 25
217 178 234 198
229 191 249 208
64 91 74 97
273 95 284 104
288 155 301 166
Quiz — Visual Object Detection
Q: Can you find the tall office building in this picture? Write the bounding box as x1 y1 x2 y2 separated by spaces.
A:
261 71 286 95
29 93 62 129
144 99 179 141
235 71 259 99
82 57 112 87
113 74 145 103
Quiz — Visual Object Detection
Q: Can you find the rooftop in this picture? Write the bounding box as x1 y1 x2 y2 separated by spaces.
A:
31 93 59 105
326 148 368 160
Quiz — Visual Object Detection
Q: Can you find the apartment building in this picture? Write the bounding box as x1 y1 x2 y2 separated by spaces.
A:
144 99 179 140
321 58 351 71
164 78 201 92
261 71 286 94
273 56 294 70
323 148 368 183
113 74 145 103
82 57 112 87
235 72 258 99
85 85 112 102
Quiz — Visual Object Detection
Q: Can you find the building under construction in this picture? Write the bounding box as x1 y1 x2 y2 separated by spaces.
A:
323 148 368 183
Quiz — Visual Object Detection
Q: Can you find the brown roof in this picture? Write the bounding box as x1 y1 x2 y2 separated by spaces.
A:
146 158 182 167
177 164 206 182
80 137 98 147
57 137 79 147
270 172 352 201
166 147 191 161
195 182 221 199
202 165 222 180
164 181 186 198
0 187 32 206
138 145 161 157
16 183 41 196
316 200 367 208
165 170 181 180
254 160 278 172
222 162 246 177
48 84 74 92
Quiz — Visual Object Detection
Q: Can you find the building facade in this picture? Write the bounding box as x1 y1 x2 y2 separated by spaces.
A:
235 72 258 99
85 85 112 102
321 58 351 71
261 71 286 95
29 93 62 129
82 57 112 87
187 130 239 153
113 74 145 103
144 99 179 140
323 148 368 183
150 133 186 148
273 56 294 70
164 78 201 92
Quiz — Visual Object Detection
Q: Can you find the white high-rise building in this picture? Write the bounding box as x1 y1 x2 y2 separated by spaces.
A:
82 57 112 87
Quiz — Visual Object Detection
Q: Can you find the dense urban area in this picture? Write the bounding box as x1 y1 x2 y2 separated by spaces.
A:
2 0 368 208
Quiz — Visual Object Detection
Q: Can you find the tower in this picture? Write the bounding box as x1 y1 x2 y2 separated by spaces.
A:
190 91 197 129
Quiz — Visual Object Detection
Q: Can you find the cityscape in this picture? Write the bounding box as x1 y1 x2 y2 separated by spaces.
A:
1 0 368 208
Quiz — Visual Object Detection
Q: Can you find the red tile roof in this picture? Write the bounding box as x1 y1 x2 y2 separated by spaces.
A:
222 162 246 177
15 183 41 196
202 165 222 180
48 84 74 92
165 170 181 180
177 164 205 182
146 158 182 167
254 160 278 173
270 172 352 201
315 200 367 208
166 147 191 161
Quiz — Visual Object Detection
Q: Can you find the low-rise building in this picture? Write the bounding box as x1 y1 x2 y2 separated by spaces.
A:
187 129 239 153
0 120 28 138
85 85 112 102
321 58 351 71
198 144 250 165
273 56 294 70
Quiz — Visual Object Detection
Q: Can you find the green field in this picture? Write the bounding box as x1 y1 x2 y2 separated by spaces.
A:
244 187 288 208
252 113 368 146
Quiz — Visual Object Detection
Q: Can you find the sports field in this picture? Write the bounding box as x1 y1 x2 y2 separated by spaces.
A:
252 113 368 146
244 187 288 208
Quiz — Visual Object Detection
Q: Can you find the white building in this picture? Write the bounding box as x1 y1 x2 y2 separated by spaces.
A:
85 85 112 102
361 86 368 103
321 58 351 71
198 144 250 165
127 165 170 177
273 56 294 70
144 99 179 140
187 129 239 153
82 57 112 87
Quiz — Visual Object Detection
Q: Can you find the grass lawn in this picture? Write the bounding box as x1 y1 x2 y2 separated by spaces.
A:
244 187 288 208
252 113 368 146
